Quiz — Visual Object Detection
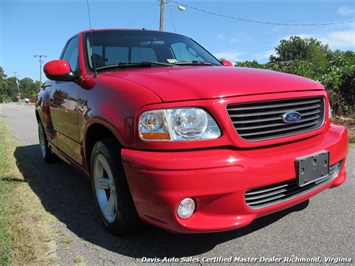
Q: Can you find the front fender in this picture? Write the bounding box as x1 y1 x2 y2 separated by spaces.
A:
79 75 162 148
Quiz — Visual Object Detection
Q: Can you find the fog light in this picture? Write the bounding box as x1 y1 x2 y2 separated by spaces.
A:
177 198 195 219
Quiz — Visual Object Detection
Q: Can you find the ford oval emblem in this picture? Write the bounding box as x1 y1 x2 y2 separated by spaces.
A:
282 111 301 124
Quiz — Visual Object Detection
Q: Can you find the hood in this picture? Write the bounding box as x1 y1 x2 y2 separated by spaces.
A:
104 66 324 102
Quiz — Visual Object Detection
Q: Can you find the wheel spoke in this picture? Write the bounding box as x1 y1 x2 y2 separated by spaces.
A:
93 152 118 223
105 192 117 218
97 155 106 169
97 177 109 190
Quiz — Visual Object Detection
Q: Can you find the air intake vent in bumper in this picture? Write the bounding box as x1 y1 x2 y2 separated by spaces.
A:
245 160 343 209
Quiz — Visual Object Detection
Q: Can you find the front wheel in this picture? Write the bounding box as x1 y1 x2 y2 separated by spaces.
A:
90 139 140 235
38 121 55 163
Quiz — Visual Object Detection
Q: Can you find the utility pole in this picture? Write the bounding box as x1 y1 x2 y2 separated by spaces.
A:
13 72 21 102
159 0 185 31
34 54 47 90
159 0 165 31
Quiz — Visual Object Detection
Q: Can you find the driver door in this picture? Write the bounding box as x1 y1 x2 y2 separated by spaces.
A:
50 36 81 163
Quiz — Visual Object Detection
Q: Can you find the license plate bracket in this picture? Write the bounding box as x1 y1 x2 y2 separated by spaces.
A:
296 151 330 187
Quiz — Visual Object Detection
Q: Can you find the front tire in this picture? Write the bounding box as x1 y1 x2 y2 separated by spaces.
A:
90 139 140 235
38 121 55 163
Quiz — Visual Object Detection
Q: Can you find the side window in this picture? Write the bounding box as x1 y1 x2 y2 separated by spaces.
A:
61 36 79 71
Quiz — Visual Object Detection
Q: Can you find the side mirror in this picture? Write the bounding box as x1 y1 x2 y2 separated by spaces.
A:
221 59 234 67
44 60 77 81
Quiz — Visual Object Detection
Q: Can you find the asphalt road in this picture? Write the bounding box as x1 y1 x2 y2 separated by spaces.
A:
1 102 354 266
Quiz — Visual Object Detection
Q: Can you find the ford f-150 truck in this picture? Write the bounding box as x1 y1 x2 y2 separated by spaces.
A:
36 29 348 235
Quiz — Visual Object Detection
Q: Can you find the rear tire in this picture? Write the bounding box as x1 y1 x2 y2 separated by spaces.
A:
90 138 140 235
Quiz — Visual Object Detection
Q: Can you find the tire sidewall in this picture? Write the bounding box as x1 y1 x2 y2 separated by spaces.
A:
90 140 124 233
38 121 53 163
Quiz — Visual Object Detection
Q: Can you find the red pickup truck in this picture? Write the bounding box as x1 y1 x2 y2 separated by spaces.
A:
36 29 348 235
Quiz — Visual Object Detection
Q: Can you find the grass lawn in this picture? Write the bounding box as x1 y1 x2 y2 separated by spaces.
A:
0 119 55 266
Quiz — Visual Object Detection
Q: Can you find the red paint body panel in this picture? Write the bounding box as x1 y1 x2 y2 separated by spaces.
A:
36 29 349 234
115 66 324 102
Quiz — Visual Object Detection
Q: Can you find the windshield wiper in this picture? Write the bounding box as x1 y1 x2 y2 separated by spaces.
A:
95 61 174 72
117 62 152 69
174 60 219 66
94 60 218 73
141 61 175 67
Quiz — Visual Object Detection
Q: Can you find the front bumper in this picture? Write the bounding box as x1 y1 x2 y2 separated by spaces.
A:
121 124 348 233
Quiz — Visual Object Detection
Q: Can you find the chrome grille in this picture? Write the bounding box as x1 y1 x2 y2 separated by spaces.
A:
245 160 343 209
227 97 325 141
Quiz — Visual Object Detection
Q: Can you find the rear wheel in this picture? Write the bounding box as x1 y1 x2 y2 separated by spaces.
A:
38 121 55 163
90 138 140 235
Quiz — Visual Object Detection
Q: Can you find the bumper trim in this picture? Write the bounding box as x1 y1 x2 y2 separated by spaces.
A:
245 160 343 209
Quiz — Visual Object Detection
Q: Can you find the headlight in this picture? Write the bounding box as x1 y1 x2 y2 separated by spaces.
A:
170 108 207 139
139 107 221 141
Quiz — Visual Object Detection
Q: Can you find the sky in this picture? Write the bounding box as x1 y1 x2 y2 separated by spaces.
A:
1 0 354 82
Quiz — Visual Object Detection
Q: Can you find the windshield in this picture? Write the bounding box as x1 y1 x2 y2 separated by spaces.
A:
84 30 221 72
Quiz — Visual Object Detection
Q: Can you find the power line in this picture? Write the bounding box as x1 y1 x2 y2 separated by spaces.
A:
91 0 123 27
174 1 355 27
125 1 157 28
168 4 177 32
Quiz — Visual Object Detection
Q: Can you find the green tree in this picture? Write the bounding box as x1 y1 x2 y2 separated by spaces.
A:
270 36 309 62
0 67 6 79
19 77 39 99
0 67 10 103
269 36 330 80
6 77 20 101
0 66 41 102
235 60 265 69
270 36 329 68
320 50 355 115
266 60 316 80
